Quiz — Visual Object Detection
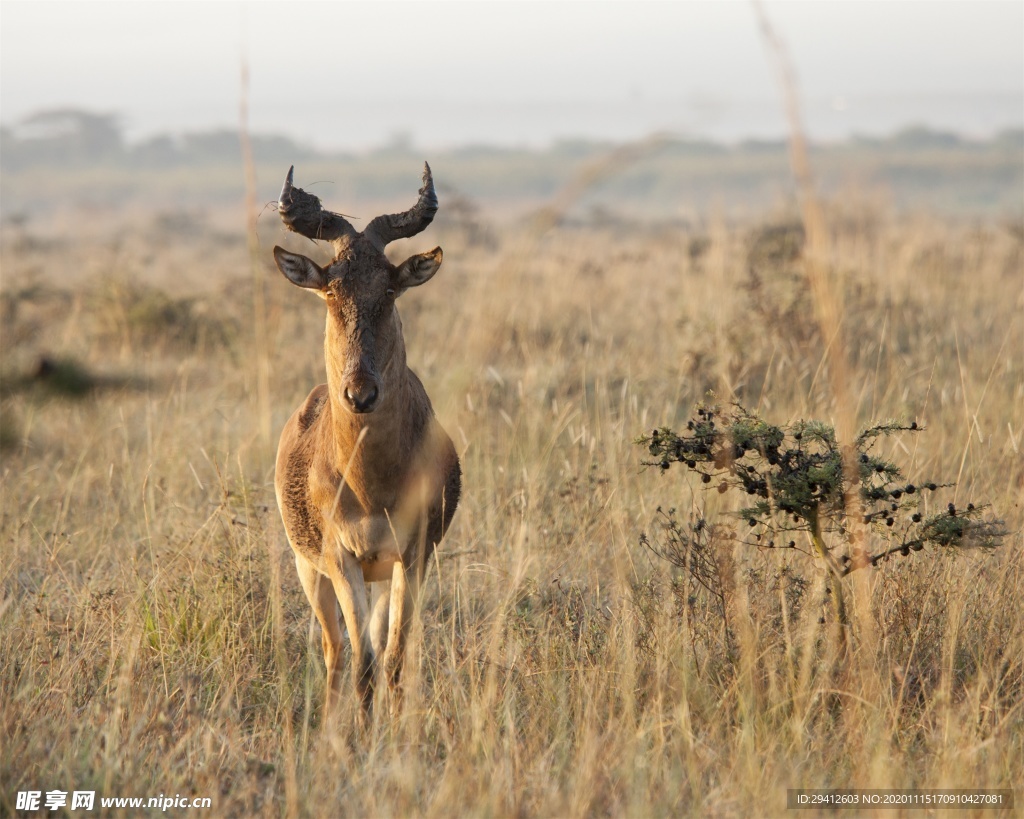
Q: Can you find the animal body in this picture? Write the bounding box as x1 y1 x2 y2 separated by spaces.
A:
272 164 460 718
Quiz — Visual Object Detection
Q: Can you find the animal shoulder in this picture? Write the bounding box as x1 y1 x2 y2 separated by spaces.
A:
297 384 330 432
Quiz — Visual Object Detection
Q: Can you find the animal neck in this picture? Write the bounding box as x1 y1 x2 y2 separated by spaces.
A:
323 311 417 511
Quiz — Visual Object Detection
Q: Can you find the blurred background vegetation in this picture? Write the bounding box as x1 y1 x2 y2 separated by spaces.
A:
2 107 1022 220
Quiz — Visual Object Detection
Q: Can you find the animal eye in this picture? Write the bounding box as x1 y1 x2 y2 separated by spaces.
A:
386 288 396 297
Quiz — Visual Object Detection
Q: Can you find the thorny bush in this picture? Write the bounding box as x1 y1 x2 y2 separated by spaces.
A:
638 404 1007 642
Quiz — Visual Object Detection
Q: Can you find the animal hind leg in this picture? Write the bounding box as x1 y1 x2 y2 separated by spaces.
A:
369 581 391 659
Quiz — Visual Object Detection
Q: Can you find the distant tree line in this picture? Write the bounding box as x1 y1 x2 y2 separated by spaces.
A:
0 108 317 172
3 107 1021 175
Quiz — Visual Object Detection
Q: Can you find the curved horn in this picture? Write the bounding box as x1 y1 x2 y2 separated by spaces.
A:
277 166 357 248
363 162 439 249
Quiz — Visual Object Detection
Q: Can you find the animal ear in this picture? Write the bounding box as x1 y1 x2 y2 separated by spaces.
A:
273 246 327 290
395 247 443 291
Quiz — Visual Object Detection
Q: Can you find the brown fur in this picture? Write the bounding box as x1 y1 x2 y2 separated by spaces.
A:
273 230 460 720
276 368 460 571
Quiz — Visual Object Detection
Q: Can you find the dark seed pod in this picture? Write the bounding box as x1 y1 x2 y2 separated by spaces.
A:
967 503 975 512
948 503 956 516
686 460 696 469
748 518 757 527
660 460 670 471
912 513 922 523
927 483 937 491
788 541 796 548
892 490 902 500
905 484 916 494
910 421 918 430
886 517 895 527
900 546 910 556
701 473 711 484
717 482 728 494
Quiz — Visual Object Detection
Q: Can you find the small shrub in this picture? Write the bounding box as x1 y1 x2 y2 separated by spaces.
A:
0 355 100 400
91 278 237 352
638 404 1007 644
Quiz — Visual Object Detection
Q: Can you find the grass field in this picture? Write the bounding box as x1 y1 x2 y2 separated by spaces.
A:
1 163 1022 816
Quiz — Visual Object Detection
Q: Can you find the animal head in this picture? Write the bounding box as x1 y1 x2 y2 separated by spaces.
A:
273 164 443 414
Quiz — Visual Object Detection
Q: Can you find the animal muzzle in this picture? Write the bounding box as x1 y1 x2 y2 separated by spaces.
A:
343 371 381 414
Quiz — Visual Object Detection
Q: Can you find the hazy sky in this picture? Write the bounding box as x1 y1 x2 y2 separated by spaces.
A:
1 1 1022 150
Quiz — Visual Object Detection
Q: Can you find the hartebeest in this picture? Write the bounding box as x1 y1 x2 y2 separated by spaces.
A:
272 163 460 718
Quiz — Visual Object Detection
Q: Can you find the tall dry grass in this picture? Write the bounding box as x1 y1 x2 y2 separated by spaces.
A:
1 184 1022 815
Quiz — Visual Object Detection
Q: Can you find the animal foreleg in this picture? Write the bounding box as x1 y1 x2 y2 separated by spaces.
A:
294 555 346 713
382 559 417 716
329 549 376 720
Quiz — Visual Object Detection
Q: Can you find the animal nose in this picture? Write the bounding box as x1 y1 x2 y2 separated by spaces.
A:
344 381 379 413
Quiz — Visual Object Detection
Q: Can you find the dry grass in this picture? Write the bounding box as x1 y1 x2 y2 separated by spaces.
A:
1 189 1022 816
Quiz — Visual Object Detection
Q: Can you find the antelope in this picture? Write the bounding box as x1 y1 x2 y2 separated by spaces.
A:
272 163 461 719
